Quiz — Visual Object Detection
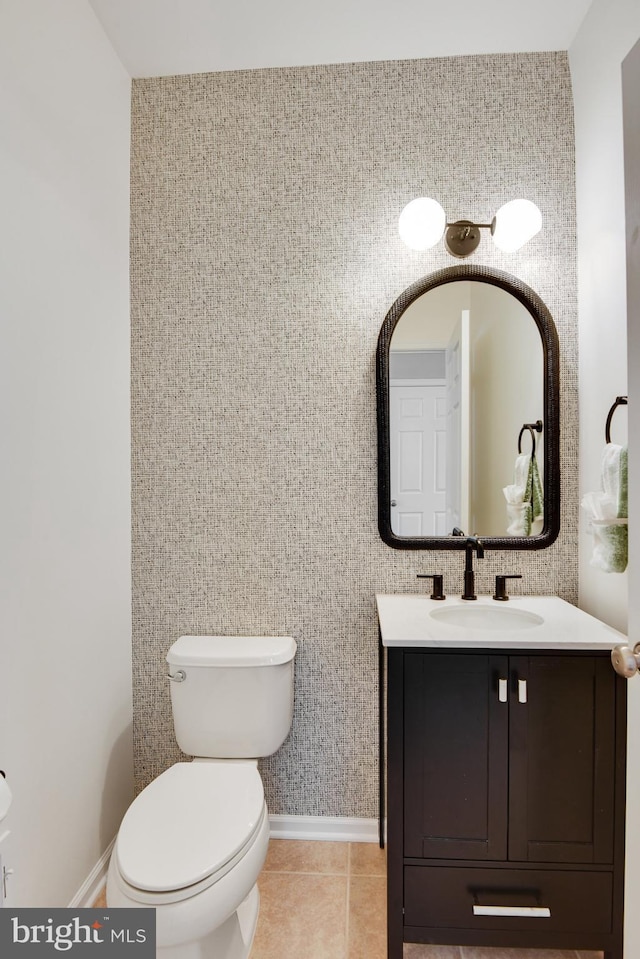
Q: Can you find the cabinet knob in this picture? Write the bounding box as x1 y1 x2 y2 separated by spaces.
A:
498 678 508 703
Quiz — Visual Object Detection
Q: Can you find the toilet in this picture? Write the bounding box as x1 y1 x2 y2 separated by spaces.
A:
107 635 297 959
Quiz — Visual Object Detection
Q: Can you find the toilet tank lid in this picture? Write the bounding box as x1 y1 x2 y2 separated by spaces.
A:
167 635 297 667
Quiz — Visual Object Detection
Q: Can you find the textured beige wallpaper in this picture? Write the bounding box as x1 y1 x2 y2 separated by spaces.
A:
131 52 578 816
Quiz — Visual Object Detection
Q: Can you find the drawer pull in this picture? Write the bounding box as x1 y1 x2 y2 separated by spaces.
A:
498 678 508 702
473 904 551 918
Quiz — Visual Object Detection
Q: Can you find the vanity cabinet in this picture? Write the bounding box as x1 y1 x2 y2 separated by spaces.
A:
386 647 626 959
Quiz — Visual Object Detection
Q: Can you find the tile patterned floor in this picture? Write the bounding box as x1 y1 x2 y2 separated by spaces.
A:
251 839 386 959
95 838 604 959
251 840 603 959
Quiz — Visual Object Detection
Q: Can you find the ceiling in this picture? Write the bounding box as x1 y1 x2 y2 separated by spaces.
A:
88 0 595 79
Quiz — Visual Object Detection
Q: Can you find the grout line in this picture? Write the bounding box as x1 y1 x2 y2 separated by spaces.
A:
263 868 385 877
345 842 352 959
263 869 349 876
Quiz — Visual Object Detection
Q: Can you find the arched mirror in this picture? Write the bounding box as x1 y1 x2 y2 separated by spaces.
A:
376 265 560 550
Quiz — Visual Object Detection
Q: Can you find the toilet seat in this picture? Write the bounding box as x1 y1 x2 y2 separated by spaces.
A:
115 762 265 903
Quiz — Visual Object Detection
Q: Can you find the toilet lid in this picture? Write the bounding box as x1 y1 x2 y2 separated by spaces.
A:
116 762 264 893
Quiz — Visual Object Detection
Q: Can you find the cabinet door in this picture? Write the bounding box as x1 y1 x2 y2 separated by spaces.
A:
404 652 509 860
508 655 616 863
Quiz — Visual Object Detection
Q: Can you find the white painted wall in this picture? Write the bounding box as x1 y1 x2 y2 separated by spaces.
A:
570 3 640 956
468 283 543 536
0 0 132 906
622 35 640 959
391 282 471 349
570 0 639 634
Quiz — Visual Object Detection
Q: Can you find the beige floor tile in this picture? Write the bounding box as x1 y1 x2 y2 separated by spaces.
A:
349 842 387 876
252 872 348 959
348 875 386 959
461 949 579 958
403 945 463 958
262 838 349 874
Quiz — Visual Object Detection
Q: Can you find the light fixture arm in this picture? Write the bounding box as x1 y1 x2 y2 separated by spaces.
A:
446 221 494 229
444 219 494 258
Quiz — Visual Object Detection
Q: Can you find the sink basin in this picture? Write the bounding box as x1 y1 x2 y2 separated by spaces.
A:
430 605 544 630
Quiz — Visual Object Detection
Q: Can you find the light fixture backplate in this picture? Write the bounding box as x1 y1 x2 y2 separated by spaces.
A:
444 220 482 258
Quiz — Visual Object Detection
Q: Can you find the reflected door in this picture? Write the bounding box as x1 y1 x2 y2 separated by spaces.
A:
390 384 447 535
445 309 470 533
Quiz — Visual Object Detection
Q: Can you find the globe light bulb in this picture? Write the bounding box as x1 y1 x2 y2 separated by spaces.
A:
398 198 446 251
491 199 542 252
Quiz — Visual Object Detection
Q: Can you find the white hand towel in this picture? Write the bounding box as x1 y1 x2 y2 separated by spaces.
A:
581 444 628 573
503 454 537 536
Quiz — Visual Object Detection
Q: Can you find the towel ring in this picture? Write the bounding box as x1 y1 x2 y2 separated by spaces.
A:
518 419 543 456
605 396 628 444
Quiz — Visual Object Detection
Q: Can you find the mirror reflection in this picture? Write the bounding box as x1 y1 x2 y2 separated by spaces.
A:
388 280 544 539
377 265 560 551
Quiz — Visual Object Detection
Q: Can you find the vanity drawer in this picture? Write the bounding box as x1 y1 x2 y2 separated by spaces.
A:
404 866 613 934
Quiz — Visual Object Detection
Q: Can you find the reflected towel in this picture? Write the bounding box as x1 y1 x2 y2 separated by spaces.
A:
526 454 544 527
503 453 544 536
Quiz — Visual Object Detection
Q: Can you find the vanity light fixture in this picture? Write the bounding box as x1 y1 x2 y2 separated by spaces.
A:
398 197 542 257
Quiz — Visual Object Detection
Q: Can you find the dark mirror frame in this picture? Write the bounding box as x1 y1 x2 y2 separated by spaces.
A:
376 264 560 551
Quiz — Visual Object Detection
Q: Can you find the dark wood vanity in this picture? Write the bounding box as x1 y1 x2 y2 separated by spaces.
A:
375 266 627 959
385 645 626 959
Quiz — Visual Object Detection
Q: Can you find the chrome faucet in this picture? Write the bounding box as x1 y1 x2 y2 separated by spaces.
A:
462 535 484 600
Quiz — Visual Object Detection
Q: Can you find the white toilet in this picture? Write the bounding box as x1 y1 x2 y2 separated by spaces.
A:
107 635 297 959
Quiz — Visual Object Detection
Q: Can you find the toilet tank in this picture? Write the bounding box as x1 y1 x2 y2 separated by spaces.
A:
166 635 296 758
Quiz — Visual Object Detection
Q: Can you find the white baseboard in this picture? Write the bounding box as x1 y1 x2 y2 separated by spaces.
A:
268 815 382 843
68 838 114 908
71 817 382 908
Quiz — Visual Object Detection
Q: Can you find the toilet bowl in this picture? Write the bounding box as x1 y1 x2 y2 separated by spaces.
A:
107 762 270 958
107 635 296 958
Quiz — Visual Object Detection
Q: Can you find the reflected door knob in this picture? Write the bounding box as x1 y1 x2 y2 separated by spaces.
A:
611 643 640 678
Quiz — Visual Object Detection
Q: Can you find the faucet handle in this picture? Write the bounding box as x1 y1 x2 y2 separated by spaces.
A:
493 574 522 601
417 574 445 600
469 534 485 558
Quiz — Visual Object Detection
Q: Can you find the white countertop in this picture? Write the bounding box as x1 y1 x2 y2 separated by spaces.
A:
375 593 626 650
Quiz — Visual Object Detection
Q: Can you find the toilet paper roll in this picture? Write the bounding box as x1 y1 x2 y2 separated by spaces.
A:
0 775 12 822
